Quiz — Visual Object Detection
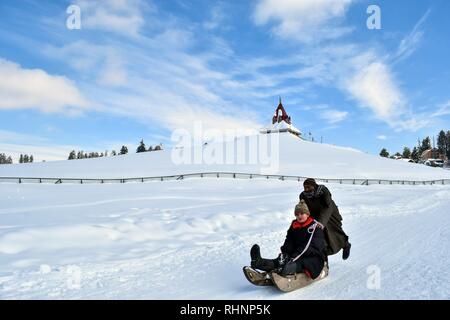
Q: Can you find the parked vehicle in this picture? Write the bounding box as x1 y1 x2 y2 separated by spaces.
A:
424 159 444 167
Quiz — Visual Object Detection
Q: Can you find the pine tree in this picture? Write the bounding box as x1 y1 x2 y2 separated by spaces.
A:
24 154 29 163
111 150 117 156
446 131 450 160
148 146 153 152
402 147 411 159
420 137 431 153
137 139 146 153
68 150 76 160
0 153 13 164
155 144 162 151
30 155 34 163
411 147 419 162
379 148 389 158
120 146 128 155
437 130 446 155
394 152 402 157
19 154 24 163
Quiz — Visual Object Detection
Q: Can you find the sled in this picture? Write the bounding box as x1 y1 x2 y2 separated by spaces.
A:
269 263 329 292
243 266 273 286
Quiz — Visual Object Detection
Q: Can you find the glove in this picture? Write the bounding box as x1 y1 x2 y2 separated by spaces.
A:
277 253 289 267
280 260 297 276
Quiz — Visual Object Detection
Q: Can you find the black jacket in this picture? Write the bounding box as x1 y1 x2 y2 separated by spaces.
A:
300 185 348 255
280 218 326 279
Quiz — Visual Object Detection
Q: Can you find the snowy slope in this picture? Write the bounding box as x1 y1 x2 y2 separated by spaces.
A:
0 132 449 299
0 133 449 180
0 179 449 299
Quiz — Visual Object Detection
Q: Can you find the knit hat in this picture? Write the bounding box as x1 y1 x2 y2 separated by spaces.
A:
303 178 317 187
294 199 310 215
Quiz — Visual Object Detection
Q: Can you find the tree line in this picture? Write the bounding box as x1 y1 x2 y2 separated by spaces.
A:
68 140 163 160
380 130 450 161
0 153 13 164
0 139 164 165
0 153 35 165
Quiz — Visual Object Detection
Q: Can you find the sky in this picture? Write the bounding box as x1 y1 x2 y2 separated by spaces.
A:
0 0 449 162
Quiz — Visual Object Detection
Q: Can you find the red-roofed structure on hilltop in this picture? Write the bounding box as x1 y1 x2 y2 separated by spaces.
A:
272 98 292 125
260 98 302 138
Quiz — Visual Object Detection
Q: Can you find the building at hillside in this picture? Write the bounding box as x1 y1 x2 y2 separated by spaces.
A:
420 148 445 161
260 99 302 138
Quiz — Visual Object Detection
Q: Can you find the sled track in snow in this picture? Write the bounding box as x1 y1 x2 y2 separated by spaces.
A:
1 172 449 186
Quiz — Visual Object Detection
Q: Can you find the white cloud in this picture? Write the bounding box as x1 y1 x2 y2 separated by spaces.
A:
430 100 450 117
0 130 79 161
377 135 387 140
44 41 128 87
250 2 436 132
42 25 266 135
97 52 128 87
346 62 404 120
319 109 348 124
392 9 431 63
0 142 75 162
253 0 354 42
203 4 227 30
0 130 137 162
0 58 89 113
76 0 147 37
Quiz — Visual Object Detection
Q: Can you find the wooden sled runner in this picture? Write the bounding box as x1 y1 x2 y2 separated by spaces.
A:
269 263 329 292
243 266 273 286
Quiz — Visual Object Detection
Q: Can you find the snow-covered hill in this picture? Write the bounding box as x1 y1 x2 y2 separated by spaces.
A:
1 133 449 180
0 132 449 299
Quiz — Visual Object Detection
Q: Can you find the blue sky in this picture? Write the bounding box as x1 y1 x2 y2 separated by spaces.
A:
0 0 449 161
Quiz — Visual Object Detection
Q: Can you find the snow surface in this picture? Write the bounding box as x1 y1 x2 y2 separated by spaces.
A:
0 179 449 299
0 132 449 299
1 133 449 180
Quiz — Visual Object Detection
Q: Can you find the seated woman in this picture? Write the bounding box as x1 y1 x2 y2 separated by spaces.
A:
250 200 327 279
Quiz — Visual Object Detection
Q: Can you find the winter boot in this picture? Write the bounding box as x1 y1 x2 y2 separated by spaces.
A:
250 244 276 272
342 242 351 260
